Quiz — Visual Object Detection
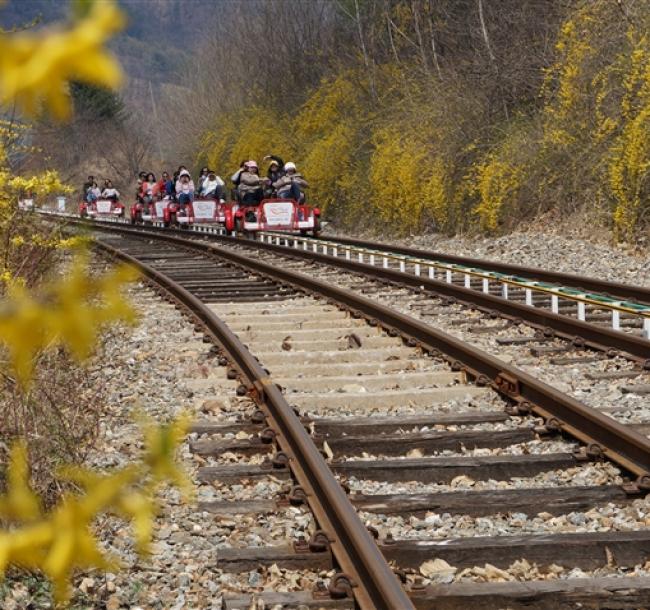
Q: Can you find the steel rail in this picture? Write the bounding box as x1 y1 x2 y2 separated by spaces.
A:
315 234 650 306
260 232 650 322
49 214 650 353
93 238 415 610
216 235 650 364
89 224 650 480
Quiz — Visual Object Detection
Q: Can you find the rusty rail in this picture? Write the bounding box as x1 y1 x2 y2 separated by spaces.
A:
94 238 415 610
215 234 650 365
89 225 650 479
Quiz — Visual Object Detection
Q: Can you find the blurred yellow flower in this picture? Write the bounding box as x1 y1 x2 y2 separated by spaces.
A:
0 0 126 119
0 443 42 522
0 251 138 385
142 411 193 498
0 413 191 604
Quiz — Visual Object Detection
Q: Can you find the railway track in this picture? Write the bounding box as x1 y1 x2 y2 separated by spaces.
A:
58 218 650 607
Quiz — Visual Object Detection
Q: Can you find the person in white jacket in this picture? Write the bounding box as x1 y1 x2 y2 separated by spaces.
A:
175 170 195 206
101 180 120 202
199 170 225 201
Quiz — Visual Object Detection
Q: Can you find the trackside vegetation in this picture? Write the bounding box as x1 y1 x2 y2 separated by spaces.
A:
189 1 650 240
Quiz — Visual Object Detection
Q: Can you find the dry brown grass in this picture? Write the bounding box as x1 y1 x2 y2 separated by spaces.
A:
0 347 107 505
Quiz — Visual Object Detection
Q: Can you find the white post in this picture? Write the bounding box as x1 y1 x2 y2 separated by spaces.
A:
464 274 471 288
294 239 299 249
446 269 453 283
275 236 280 245
383 257 388 268
525 289 533 306
358 252 364 263
399 259 405 273
643 318 650 340
551 295 559 314
346 249 351 260
313 243 318 252
578 301 586 321
482 278 490 293
370 254 375 266
502 283 509 299
415 263 421 276
322 245 327 255
612 310 620 331
303 240 308 250
428 266 435 279
333 247 338 257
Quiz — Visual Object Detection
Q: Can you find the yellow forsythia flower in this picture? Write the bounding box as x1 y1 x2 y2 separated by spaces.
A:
0 414 191 603
141 411 193 498
0 1 126 119
0 251 139 385
0 443 42 522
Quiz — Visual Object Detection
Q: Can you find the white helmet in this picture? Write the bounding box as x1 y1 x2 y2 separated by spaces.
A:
284 161 296 171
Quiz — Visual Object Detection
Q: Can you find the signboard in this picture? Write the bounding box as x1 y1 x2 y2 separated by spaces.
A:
263 201 294 226
193 200 216 220
56 196 66 212
155 200 167 218
96 200 112 214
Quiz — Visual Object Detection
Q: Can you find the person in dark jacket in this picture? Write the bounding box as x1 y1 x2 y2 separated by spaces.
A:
263 155 285 196
197 166 209 194
82 175 95 199
158 171 173 197
273 162 308 202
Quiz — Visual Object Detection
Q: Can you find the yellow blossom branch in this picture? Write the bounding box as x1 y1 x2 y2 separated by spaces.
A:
0 251 139 386
0 414 192 604
0 0 126 120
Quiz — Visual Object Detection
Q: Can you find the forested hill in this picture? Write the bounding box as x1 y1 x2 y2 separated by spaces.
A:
3 0 650 242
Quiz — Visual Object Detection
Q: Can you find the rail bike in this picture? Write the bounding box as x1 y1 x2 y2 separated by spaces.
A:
131 196 235 230
177 197 235 230
79 198 125 219
233 198 321 237
131 197 165 225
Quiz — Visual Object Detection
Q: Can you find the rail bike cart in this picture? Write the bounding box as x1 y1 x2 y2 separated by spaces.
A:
130 196 176 227
177 198 235 230
80 198 125 219
233 198 321 237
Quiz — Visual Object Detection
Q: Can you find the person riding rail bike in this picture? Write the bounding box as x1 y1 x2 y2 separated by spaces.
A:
273 162 308 203
175 170 195 209
101 180 120 202
140 173 158 212
199 170 226 201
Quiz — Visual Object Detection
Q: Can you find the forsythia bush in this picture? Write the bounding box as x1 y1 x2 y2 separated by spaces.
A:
471 154 523 231
194 2 650 239
607 31 650 240
295 72 366 216
0 253 139 385
0 412 190 604
0 252 192 606
201 106 293 176
0 3 193 605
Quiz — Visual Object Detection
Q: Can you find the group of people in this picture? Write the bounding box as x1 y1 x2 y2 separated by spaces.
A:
137 156 308 208
81 155 309 210
231 155 308 206
82 175 120 203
